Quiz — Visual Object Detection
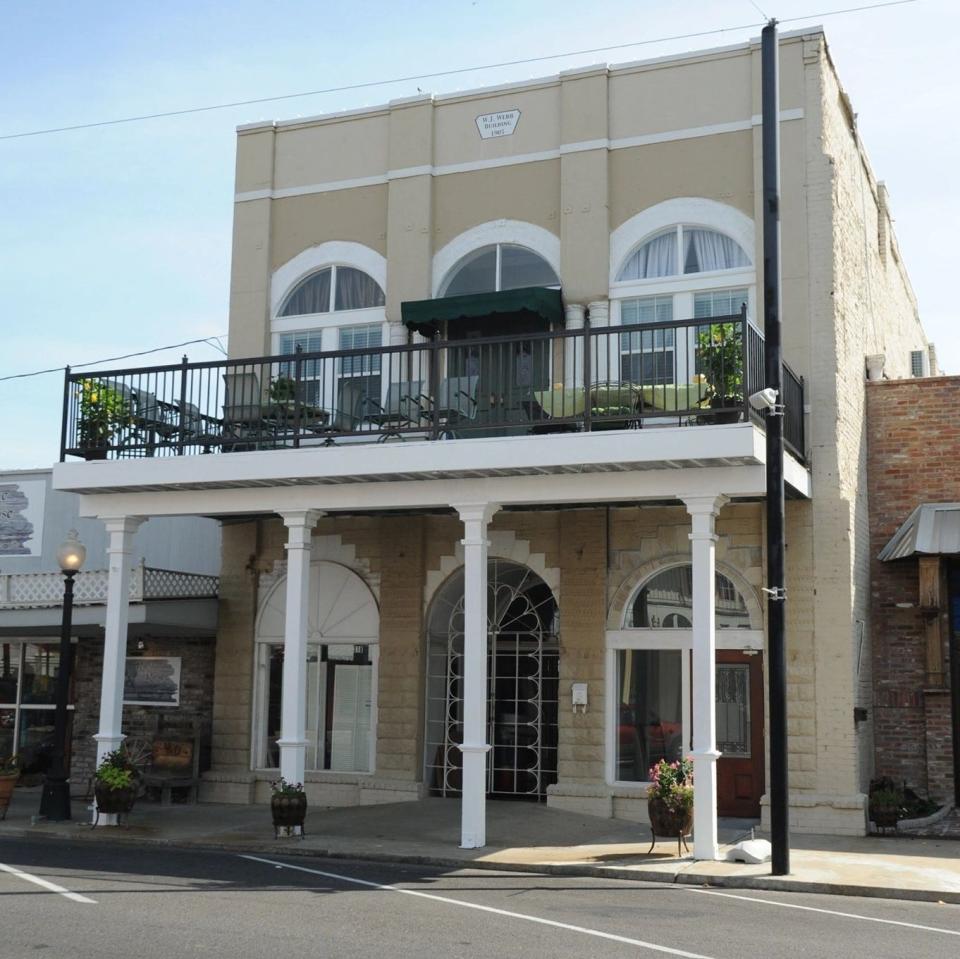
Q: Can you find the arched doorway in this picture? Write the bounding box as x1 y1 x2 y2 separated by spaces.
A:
424 559 559 800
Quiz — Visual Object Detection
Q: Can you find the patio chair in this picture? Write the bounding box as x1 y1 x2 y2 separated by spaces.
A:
360 379 426 440
430 375 479 437
221 371 267 450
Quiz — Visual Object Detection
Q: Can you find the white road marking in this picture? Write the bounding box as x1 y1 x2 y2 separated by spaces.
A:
685 887 960 936
242 855 715 958
0 862 96 904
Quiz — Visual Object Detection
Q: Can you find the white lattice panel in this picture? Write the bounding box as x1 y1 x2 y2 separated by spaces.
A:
0 566 217 608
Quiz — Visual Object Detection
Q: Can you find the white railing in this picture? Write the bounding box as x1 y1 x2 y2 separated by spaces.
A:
0 562 218 609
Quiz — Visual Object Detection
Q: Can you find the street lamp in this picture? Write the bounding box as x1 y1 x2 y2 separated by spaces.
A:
38 530 86 821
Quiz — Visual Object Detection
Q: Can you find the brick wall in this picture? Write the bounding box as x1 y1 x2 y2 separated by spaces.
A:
71 635 215 791
867 375 960 801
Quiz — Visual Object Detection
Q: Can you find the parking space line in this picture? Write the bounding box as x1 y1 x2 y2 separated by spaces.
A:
0 862 97 904
684 887 960 936
241 855 715 958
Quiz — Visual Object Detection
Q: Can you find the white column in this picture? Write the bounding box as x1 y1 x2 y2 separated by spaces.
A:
587 300 610 383
564 303 585 387
454 502 499 848
93 516 144 825
277 510 320 786
684 494 728 860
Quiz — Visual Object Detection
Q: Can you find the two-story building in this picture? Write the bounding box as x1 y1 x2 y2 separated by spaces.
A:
52 27 930 853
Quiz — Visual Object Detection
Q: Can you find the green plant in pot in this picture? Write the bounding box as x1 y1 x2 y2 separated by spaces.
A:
696 322 744 422
77 378 134 459
269 375 298 409
270 776 307 839
868 785 904 832
0 754 20 821
93 747 139 824
646 757 694 855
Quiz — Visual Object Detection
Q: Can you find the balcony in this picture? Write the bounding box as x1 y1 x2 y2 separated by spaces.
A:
59 309 804 466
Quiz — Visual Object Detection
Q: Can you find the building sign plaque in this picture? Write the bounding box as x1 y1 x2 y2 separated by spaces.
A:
475 109 520 139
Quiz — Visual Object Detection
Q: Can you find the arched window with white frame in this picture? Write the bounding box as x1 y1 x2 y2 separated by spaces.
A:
609 201 756 395
440 243 559 297
270 243 389 419
605 562 762 786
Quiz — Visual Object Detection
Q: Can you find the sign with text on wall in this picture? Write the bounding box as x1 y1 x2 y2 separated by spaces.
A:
475 109 520 139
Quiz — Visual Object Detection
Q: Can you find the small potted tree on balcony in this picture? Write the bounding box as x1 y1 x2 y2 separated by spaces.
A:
0 755 20 821
77 378 134 459
696 322 743 423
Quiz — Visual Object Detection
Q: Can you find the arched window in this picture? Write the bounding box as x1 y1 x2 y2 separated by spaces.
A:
617 227 750 281
442 243 559 297
606 563 761 785
626 565 751 630
279 266 385 317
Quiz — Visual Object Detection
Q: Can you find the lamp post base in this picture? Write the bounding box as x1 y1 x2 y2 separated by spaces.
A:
38 778 72 821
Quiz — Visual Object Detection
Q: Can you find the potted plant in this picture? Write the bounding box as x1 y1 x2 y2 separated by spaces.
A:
77 378 134 459
270 777 307 838
696 322 744 423
0 755 20 821
93 747 139 825
646 757 694 855
269 375 298 408
868 782 904 833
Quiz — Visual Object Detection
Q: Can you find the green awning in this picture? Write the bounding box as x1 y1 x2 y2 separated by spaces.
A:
401 286 563 336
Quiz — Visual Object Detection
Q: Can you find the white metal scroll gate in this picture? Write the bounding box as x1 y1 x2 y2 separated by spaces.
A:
425 559 559 799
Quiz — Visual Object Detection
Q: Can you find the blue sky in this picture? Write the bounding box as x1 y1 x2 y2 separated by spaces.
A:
2 0 957 468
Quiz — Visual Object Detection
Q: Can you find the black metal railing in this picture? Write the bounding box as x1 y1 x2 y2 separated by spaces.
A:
60 307 805 462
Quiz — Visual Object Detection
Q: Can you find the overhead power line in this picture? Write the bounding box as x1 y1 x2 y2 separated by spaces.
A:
0 0 917 142
0 335 228 384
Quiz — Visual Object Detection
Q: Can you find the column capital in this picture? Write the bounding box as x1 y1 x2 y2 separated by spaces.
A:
564 303 585 329
279 509 322 529
453 502 500 527
682 495 729 517
587 299 609 326
101 516 145 540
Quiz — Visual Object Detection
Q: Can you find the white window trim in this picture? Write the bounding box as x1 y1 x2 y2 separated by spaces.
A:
609 198 756 288
432 219 561 297
251 639 379 776
603 629 763 790
270 241 387 318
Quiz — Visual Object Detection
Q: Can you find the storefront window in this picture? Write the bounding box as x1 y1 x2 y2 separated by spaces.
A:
261 643 374 773
615 649 683 782
0 642 73 774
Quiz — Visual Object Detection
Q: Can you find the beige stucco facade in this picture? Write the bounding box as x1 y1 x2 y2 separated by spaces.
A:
53 28 931 841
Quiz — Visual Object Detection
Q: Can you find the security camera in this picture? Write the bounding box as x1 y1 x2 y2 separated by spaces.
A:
748 387 779 411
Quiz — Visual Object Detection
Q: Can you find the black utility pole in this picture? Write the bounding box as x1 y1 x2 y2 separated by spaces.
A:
38 570 77 821
762 19 789 876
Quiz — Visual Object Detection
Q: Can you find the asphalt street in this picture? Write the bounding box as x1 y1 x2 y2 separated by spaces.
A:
1 838 959 959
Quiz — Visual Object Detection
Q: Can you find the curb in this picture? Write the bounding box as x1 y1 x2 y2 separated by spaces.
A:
3 825 959 905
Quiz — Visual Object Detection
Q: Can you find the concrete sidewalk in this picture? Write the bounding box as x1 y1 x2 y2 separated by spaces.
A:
3 787 959 903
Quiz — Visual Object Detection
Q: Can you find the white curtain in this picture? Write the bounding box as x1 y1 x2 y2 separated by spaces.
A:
334 267 385 311
281 268 332 316
685 229 750 273
619 231 677 280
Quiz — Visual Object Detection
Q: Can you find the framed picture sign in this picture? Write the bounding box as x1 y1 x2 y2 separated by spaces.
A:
123 656 181 707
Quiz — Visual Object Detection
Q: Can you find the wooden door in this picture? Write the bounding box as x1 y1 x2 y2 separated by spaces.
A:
716 651 765 818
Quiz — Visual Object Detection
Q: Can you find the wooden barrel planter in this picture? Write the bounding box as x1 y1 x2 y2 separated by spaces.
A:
93 782 138 827
271 792 307 838
0 772 19 821
647 797 693 856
